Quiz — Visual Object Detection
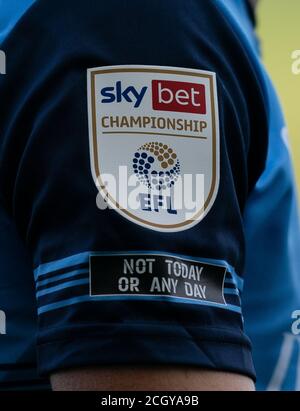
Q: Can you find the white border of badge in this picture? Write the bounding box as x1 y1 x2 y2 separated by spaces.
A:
87 65 220 232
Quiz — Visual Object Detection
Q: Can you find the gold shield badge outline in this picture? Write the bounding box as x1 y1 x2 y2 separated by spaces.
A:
87 65 220 232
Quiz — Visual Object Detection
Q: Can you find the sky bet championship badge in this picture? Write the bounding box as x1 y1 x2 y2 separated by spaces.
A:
87 65 220 232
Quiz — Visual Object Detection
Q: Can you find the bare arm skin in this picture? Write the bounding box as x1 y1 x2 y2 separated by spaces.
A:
51 366 255 391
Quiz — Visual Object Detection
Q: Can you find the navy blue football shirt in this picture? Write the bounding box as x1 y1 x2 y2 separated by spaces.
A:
0 0 299 390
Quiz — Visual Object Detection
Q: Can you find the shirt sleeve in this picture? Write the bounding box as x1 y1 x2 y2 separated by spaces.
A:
0 0 268 380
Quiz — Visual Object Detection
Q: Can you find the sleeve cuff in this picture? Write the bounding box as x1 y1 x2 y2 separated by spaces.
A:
37 323 256 382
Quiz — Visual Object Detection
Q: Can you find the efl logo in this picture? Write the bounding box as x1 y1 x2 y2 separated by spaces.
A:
152 80 206 115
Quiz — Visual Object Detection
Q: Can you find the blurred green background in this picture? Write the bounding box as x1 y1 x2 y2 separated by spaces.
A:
258 0 300 187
